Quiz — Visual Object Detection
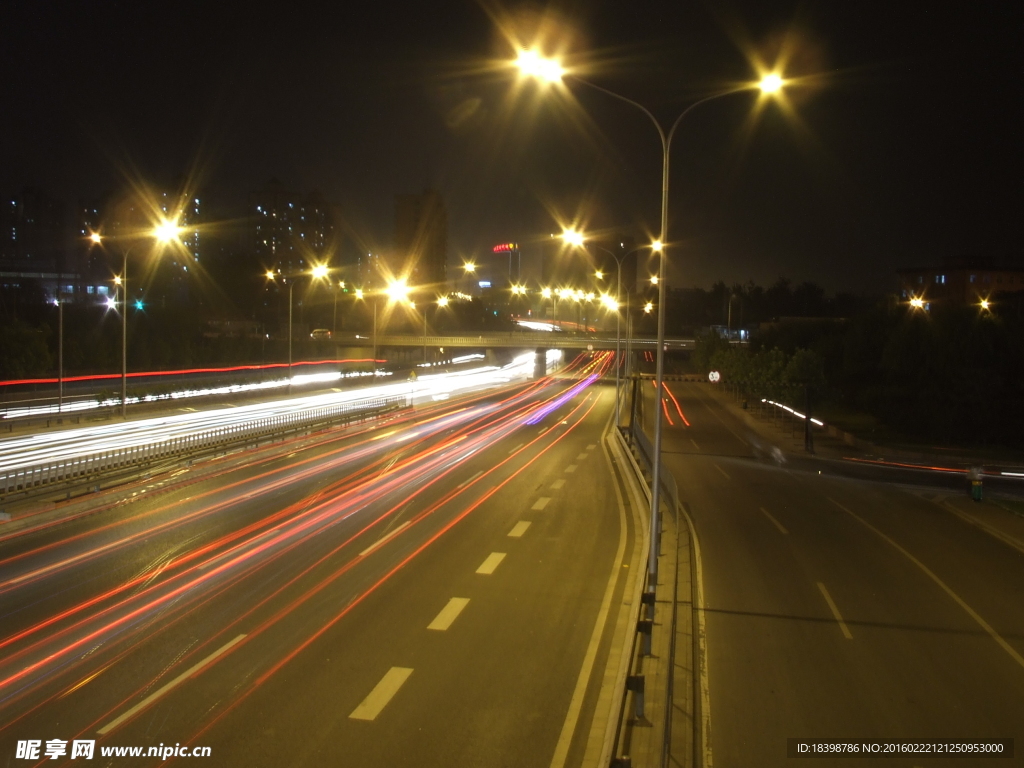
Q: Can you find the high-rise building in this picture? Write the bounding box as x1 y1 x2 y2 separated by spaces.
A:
251 181 337 274
394 190 447 287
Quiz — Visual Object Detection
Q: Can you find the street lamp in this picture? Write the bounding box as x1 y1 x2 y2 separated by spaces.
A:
560 229 657 427
93 221 183 417
518 51 787 592
266 265 331 388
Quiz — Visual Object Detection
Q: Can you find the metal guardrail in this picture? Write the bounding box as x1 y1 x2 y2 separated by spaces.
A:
0 395 405 499
630 419 680 513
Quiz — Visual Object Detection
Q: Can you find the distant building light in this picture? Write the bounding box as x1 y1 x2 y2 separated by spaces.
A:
478 281 492 288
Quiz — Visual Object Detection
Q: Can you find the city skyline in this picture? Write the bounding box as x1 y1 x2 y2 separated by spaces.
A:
1 2 1018 296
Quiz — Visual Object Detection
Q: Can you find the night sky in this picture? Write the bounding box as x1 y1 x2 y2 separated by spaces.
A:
1 1 1019 293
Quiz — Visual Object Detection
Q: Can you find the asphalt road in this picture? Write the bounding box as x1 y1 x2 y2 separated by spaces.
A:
646 381 1024 767
0 354 636 768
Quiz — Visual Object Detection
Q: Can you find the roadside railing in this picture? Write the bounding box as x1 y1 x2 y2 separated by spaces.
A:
609 421 693 768
0 395 405 499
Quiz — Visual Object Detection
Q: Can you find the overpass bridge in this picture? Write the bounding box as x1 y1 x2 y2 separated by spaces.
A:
354 332 696 350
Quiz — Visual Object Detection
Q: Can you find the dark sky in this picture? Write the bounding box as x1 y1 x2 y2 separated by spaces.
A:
1 1 1019 293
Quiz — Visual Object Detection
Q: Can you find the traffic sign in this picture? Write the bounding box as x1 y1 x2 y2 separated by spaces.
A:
708 370 721 383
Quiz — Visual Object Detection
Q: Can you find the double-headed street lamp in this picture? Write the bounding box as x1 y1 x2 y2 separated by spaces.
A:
560 228 657 427
517 49 788 592
92 219 183 417
265 263 331 387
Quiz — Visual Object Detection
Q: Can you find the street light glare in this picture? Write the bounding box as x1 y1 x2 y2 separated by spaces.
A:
355 288 365 300
113 276 123 286
515 49 564 82
265 270 276 280
463 262 477 273
980 299 990 310
759 73 784 94
385 280 411 304
650 275 659 285
311 264 329 280
651 240 663 252
644 301 654 314
437 296 450 307
89 232 102 245
561 228 585 248
541 288 552 299
909 297 925 309
153 218 183 243
595 271 604 280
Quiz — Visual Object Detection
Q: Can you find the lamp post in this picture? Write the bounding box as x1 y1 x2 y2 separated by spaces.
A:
517 50 787 593
94 220 182 418
267 264 330 391
52 297 63 413
561 229 653 428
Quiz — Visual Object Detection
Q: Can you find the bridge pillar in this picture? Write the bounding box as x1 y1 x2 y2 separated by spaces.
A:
534 348 547 379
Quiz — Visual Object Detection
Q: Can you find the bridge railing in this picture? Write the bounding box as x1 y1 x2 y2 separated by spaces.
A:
0 395 405 500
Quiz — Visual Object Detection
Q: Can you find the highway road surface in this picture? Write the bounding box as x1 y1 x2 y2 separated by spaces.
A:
645 380 1024 767
0 353 637 767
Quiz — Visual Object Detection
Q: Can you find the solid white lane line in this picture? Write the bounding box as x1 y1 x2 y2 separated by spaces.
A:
98 634 246 735
817 582 853 640
551 479 565 490
476 552 506 575
829 497 1024 670
713 463 730 480
690 438 700 450
532 497 551 511
359 521 411 557
427 598 470 631
760 507 789 534
508 521 531 538
349 667 414 720
509 442 525 454
564 464 578 474
457 470 483 488
577 453 590 460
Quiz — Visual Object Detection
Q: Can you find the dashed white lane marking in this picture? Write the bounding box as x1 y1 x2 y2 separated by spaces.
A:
817 582 853 640
99 634 246 735
531 497 551 511
509 442 525 454
713 463 730 480
760 507 789 535
690 438 700 450
476 552 506 575
586 444 596 450
359 521 411 557
457 470 483 488
508 521 531 538
576 453 590 460
427 598 470 631
564 464 578 474
551 479 565 490
349 667 414 720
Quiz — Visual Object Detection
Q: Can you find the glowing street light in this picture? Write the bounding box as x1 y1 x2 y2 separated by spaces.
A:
561 228 585 248
651 240 663 252
265 270 276 281
595 270 604 280
89 231 103 245
644 301 654 314
515 49 564 83
437 295 450 308
311 264 330 280
650 275 659 285
153 217 183 244
462 262 476 273
980 298 991 311
758 73 785 94
385 279 411 304
355 288 365 300
909 297 925 309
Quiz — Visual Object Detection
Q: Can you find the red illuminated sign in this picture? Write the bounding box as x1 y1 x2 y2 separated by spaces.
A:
492 242 518 253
